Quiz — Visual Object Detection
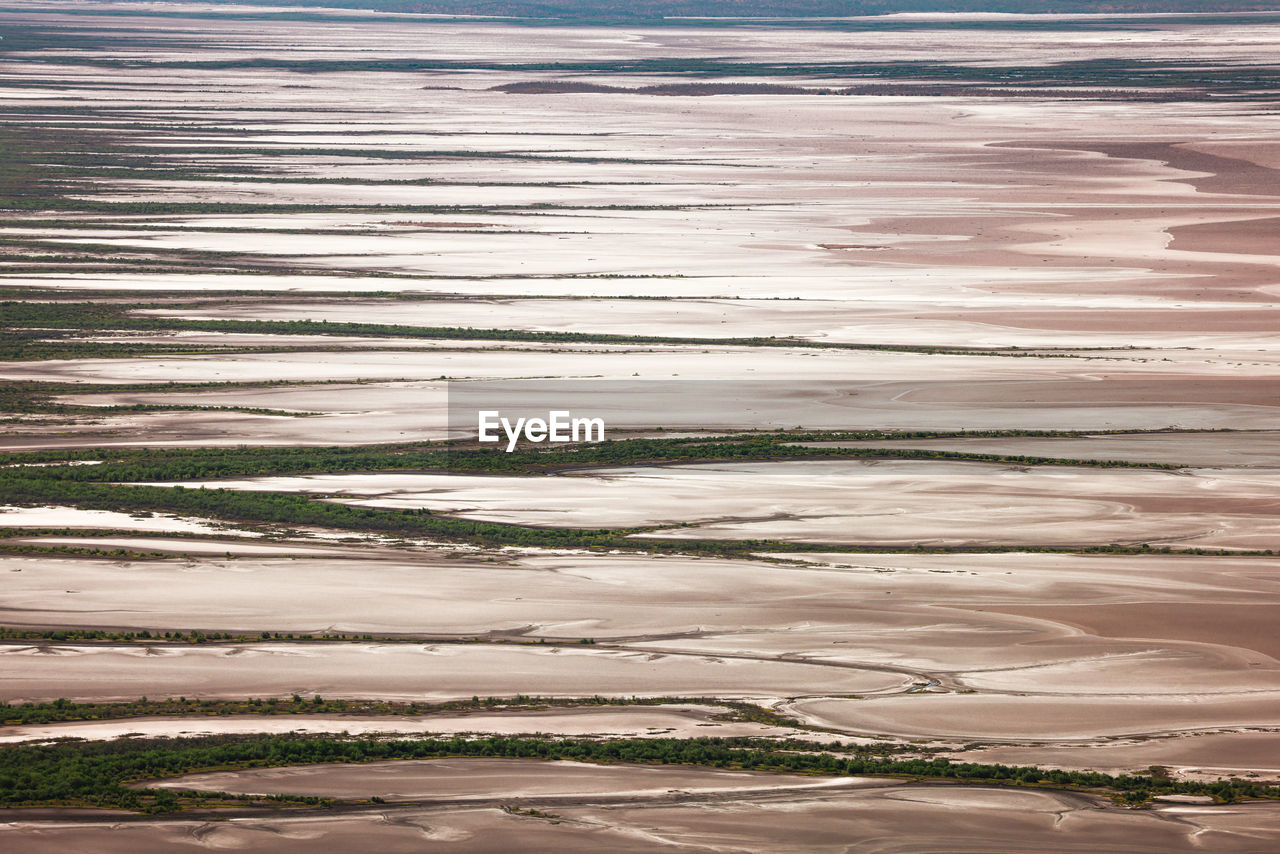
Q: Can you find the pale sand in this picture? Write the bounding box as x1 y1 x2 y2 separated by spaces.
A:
9 536 349 556
10 343 1280 450
0 505 248 537
5 549 1280 759
139 296 1280 350
8 549 1277 673
148 757 879 799
3 786 1277 853
808 432 1280 468
0 705 798 745
548 790 1280 854
6 10 1280 843
957 731 1280 781
0 642 908 704
976 603 1280 661
176 461 1280 549
789 694 1280 741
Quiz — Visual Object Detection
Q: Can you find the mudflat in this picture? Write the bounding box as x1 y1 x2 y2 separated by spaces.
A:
3 3 1280 848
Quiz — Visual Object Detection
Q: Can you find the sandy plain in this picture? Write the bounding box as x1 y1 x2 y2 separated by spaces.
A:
0 705 803 745
810 432 1280 467
0 642 909 704
4 2 1280 846
9 339 1280 450
957 731 1280 782
15 548 1280 662
2 786 1277 854
147 758 882 800
7 547 1277 640
0 505 251 536
789 693 1280 741
178 460 1280 548
6 548 1280 773
140 295 1280 351
7 536 350 556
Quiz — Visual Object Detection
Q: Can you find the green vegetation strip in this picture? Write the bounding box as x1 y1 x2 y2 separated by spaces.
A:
32 55 1280 98
0 301 1092 359
0 384 309 418
0 694 794 728
0 527 303 559
0 476 643 552
0 119 723 226
0 628 604 648
0 542 173 560
1 731 1274 813
1 431 1255 557
1 477 1269 560
0 431 1188 478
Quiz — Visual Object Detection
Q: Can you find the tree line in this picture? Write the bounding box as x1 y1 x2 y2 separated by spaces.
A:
1 732 1276 812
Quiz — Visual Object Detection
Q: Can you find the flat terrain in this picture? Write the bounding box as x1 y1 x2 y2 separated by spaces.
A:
0 641 910 703
168 461 1280 548
0 704 801 744
147 757 880 799
5 548 1280 771
2 1 1280 849
5 784 1279 853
